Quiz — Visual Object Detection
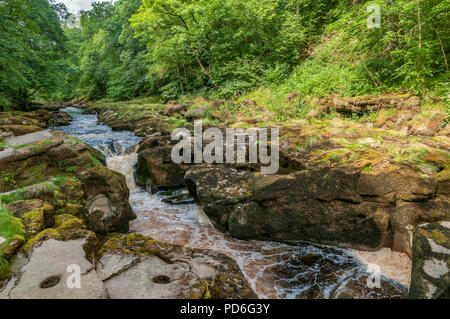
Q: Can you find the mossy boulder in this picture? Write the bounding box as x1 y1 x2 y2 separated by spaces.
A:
0 130 135 235
6 200 55 237
409 221 450 299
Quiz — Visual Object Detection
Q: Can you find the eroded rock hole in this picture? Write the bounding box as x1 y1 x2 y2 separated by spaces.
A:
152 275 171 284
40 275 61 289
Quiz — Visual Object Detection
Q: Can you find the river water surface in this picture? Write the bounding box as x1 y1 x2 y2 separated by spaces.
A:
51 107 411 299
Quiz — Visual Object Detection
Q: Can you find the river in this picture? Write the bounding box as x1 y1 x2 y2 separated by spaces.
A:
50 107 411 299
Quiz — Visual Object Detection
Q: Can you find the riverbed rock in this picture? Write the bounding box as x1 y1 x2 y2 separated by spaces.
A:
136 146 187 191
85 193 134 234
97 233 257 299
0 239 108 299
49 111 72 127
185 165 391 250
0 110 50 137
409 221 450 299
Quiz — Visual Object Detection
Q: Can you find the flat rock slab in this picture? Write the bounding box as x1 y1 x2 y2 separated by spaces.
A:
1 239 108 299
100 252 198 299
5 130 55 147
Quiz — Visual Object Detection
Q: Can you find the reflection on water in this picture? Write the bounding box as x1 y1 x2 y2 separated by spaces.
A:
52 108 410 299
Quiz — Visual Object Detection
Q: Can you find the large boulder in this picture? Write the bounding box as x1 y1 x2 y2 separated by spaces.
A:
185 165 391 250
136 146 187 191
409 221 450 299
185 163 449 256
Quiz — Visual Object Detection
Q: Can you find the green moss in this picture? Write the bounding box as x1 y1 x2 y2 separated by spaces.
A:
22 211 45 235
0 205 26 250
0 172 16 191
87 150 102 165
22 228 62 251
362 165 372 173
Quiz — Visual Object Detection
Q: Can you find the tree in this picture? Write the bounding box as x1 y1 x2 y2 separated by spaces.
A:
0 0 67 107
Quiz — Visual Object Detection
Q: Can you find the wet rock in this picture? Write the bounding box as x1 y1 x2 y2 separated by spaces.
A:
409 221 450 299
49 111 72 127
85 194 133 234
79 166 135 233
161 190 195 205
136 146 187 191
331 272 408 299
185 165 391 250
97 233 257 299
185 162 449 256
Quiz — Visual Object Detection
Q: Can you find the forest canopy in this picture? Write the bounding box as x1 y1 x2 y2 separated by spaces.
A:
0 0 448 107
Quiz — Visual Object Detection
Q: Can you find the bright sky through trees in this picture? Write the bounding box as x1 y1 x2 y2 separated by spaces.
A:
59 0 112 13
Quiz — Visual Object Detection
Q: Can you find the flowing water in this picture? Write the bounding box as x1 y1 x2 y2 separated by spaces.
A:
51 107 411 299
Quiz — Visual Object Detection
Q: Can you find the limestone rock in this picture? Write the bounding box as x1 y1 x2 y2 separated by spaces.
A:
136 146 187 191
409 221 450 299
49 111 72 127
97 233 257 299
0 239 108 299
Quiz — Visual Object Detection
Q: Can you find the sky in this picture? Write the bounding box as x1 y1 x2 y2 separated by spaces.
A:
59 0 112 13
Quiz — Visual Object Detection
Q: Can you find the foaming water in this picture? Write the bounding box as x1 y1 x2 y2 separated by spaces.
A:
53 108 410 299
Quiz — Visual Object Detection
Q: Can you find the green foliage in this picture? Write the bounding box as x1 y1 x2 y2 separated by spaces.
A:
130 0 340 98
0 205 25 279
76 0 149 100
1 0 448 106
0 0 68 107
